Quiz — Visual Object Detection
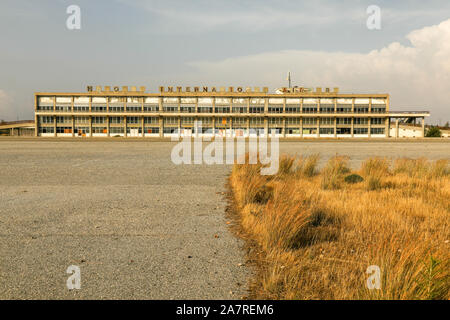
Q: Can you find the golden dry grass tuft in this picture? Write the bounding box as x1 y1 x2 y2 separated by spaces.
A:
229 155 450 300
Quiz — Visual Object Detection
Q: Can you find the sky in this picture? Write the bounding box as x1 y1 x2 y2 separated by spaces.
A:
0 0 449 123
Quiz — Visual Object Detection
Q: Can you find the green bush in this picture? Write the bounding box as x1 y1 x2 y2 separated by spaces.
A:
344 174 364 184
425 126 441 137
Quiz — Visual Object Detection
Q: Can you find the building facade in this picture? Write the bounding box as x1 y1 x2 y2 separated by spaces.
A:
34 86 429 138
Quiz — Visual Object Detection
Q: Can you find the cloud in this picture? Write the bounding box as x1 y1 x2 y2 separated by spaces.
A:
117 0 362 34
187 18 450 122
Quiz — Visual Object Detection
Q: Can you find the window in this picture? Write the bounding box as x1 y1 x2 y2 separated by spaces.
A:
144 104 159 112
216 106 230 113
180 105 195 113
286 118 300 125
55 105 71 112
354 128 368 134
371 128 385 134
127 117 140 124
268 105 283 113
371 118 384 125
233 118 247 126
110 127 124 134
337 118 351 125
303 117 317 125
110 117 123 124
198 106 213 113
337 128 351 134
319 105 334 113
320 128 334 134
181 117 194 125
249 106 264 113
39 127 54 134
164 117 178 125
38 105 54 111
269 117 282 125
56 116 71 124
92 127 107 134
92 105 107 112
75 116 89 124
372 107 386 113
40 116 53 124
164 127 178 134
144 127 159 134
56 127 72 133
109 105 124 112
320 117 334 125
354 105 369 113
232 106 247 113
163 105 178 112
92 117 106 124
198 117 212 125
127 105 142 113
144 117 158 124
303 105 317 113
250 117 264 125
303 128 317 134
74 105 89 112
354 118 368 125
336 105 352 113
285 106 300 113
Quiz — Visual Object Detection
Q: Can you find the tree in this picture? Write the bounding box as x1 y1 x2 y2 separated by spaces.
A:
444 121 450 129
425 126 442 137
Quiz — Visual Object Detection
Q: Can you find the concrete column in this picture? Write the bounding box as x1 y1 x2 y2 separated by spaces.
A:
264 118 269 137
213 117 216 137
283 118 286 138
229 117 233 137
334 117 337 138
54 116 57 137
300 117 303 138
178 117 181 136
89 116 92 138
72 116 75 137
107 116 110 137
159 117 163 138
395 119 399 138
368 118 372 138
34 114 38 137
385 117 390 138
351 118 354 138
246 118 250 137
316 117 320 138
141 116 145 138
422 117 425 137
124 116 127 138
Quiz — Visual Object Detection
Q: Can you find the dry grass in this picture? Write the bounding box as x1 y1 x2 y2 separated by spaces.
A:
229 155 450 300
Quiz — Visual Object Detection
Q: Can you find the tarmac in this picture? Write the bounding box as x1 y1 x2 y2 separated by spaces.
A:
0 138 449 299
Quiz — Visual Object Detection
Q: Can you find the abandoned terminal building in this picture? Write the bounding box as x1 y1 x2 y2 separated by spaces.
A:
34 86 430 138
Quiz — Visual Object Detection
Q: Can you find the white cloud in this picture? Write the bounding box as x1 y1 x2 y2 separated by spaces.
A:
187 18 450 122
117 0 362 34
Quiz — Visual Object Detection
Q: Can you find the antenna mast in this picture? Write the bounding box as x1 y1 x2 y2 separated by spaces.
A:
287 71 292 88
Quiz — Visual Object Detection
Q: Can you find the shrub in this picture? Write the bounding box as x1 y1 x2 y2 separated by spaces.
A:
425 126 442 137
321 156 350 190
345 173 364 184
296 154 320 178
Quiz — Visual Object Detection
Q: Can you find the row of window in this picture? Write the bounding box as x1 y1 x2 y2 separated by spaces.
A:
38 105 387 114
40 116 386 125
39 126 385 135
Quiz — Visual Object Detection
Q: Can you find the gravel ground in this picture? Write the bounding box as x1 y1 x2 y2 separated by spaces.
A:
0 138 449 299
